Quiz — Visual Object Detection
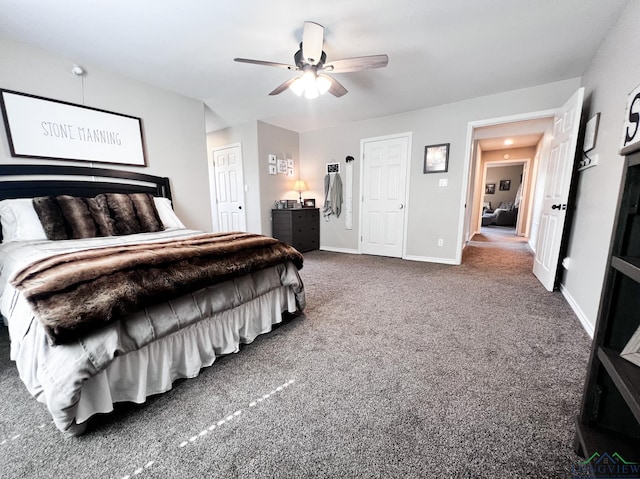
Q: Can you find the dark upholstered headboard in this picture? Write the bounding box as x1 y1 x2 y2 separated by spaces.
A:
0 164 171 201
0 164 172 241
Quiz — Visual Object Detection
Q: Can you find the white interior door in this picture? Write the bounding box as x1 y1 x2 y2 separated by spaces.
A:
212 145 246 232
533 87 584 291
361 134 409 258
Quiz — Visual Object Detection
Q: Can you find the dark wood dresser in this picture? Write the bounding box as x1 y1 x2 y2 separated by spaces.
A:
271 208 319 252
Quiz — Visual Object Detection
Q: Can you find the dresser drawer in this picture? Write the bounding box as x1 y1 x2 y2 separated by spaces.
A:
271 208 319 252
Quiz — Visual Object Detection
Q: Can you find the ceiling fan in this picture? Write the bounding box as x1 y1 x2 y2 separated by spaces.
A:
234 21 388 99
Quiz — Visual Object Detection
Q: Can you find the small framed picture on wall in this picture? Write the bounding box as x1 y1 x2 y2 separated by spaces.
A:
499 179 511 191
423 143 450 173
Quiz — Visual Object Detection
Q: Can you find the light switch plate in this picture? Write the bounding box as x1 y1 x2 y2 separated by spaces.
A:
439 178 448 187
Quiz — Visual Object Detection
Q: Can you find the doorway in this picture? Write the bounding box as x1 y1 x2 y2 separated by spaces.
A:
480 159 529 236
209 143 247 232
467 117 553 245
460 88 585 292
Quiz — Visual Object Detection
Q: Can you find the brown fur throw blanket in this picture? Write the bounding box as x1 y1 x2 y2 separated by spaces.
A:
11 232 304 345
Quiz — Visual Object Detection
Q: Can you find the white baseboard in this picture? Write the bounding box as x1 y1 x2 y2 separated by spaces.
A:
559 283 595 338
528 240 536 253
317 248 457 265
403 255 458 265
319 246 361 255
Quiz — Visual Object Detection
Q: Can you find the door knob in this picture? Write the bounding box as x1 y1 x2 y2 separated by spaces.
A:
399 204 404 209
238 206 242 209
551 204 567 210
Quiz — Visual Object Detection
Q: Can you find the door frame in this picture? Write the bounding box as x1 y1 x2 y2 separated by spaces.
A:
208 142 245 232
473 157 531 237
358 131 413 257
458 108 559 264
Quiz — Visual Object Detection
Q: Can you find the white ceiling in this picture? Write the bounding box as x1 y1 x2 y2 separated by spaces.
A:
0 0 629 133
478 133 543 151
476 117 554 150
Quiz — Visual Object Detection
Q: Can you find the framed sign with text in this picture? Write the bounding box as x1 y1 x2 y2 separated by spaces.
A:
0 89 146 166
620 82 640 156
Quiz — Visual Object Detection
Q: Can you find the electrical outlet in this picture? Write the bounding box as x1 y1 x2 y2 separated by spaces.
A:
437 238 444 247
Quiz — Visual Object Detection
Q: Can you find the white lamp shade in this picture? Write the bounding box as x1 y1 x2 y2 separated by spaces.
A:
293 180 307 192
290 77 305 96
289 71 331 99
316 75 331 95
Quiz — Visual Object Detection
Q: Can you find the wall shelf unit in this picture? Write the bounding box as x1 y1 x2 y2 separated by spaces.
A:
575 151 640 464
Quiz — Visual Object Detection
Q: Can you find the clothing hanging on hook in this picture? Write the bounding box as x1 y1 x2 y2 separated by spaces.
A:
323 172 343 221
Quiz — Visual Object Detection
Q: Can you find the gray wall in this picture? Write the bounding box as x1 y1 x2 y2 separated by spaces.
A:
257 121 300 235
483 164 523 210
300 78 581 261
206 120 299 235
560 0 640 333
0 38 211 231
206 121 261 233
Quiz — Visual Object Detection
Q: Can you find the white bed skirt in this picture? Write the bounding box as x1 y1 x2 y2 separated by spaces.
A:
69 285 297 433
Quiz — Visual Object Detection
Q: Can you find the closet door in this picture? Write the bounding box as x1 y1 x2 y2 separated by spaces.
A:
361 134 409 258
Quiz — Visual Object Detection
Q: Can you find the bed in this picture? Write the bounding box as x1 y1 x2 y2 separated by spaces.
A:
0 164 305 436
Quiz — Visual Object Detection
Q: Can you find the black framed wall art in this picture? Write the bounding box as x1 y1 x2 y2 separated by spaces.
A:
0 89 146 166
423 143 449 173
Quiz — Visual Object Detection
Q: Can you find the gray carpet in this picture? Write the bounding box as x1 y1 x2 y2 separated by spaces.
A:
0 230 592 478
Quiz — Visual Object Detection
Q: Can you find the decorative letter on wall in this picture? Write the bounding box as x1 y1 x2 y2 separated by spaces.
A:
0 89 146 166
621 82 640 155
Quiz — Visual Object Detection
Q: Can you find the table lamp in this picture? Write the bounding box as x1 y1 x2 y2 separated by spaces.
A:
293 179 307 206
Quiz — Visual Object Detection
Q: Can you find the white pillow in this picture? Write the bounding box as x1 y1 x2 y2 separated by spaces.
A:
153 197 185 229
0 198 48 242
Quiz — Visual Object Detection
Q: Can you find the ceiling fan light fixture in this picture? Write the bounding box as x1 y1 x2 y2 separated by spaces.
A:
316 75 331 95
290 77 305 96
235 21 386 99
304 86 319 100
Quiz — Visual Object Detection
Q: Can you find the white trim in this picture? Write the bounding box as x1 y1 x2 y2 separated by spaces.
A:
209 142 243 233
559 283 595 338
358 131 413 257
317 247 457 265
482 156 532 237
458 108 560 264
404 254 458 265
320 246 361 255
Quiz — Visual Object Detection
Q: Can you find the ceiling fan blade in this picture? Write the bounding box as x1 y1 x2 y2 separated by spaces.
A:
319 74 348 97
302 21 324 65
269 77 300 96
234 58 298 70
324 54 389 73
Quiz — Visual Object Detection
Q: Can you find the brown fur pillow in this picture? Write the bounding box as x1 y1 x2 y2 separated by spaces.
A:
56 196 98 239
129 193 163 232
103 193 142 235
86 195 117 237
33 197 69 240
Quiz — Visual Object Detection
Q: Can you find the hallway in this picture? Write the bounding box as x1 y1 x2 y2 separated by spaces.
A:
465 225 532 274
473 225 527 244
